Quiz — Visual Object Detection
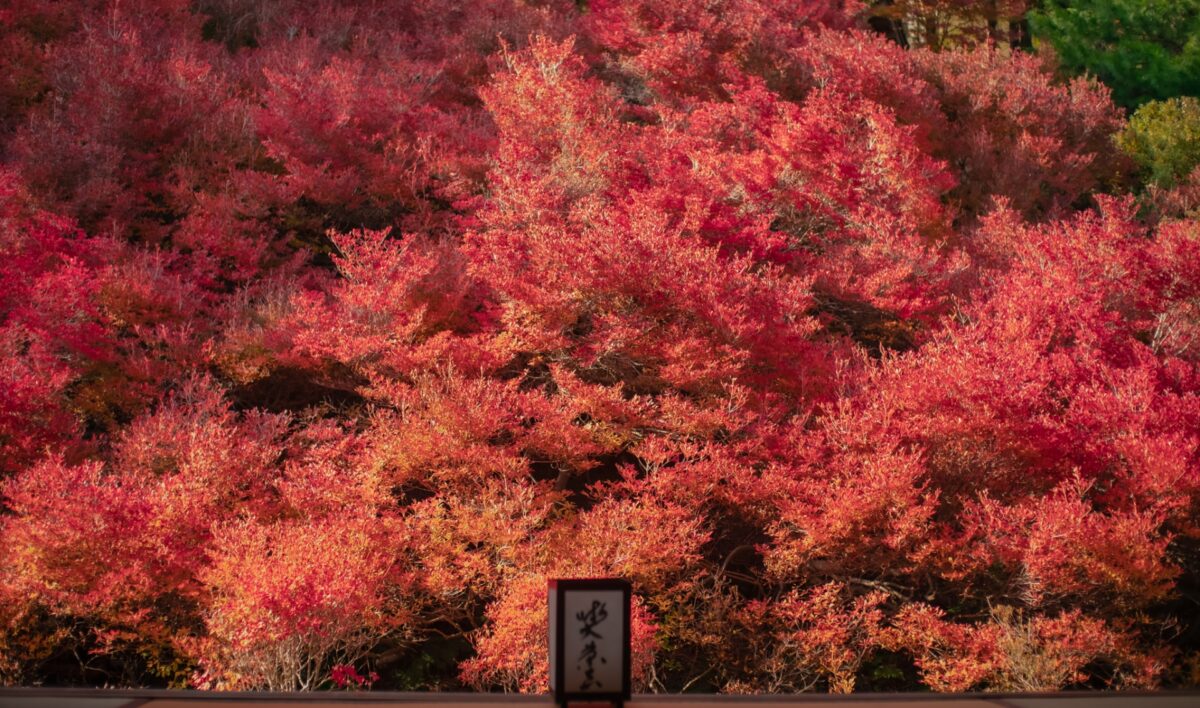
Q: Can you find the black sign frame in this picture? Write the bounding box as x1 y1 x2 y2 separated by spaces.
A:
549 578 632 708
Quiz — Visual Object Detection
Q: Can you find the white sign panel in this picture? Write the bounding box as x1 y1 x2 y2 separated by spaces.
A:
563 589 623 692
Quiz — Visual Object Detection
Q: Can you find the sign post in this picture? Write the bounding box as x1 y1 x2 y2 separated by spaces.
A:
549 578 632 708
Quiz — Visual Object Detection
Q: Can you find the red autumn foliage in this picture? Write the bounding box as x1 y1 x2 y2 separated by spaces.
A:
0 0 1198 695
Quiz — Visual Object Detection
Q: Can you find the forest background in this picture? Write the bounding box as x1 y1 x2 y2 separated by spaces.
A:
3 0 1200 695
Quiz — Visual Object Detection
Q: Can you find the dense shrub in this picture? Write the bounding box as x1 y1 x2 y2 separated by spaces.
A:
0 0 1198 694
1031 0 1200 110
1120 97 1200 189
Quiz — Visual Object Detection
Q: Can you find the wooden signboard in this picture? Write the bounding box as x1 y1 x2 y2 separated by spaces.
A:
549 578 632 708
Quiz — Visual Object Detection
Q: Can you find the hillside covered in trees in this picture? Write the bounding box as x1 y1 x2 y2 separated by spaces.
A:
2 0 1200 694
